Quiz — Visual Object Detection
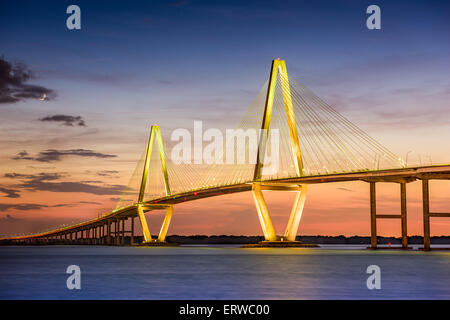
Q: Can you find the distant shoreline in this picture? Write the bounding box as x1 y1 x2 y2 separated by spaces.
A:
1 235 449 246
165 235 450 245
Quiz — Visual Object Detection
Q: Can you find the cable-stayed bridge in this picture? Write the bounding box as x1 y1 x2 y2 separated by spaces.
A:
2 60 449 250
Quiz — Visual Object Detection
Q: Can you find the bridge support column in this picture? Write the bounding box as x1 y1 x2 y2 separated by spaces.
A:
137 204 174 245
121 219 125 245
247 183 314 247
400 182 408 249
158 206 173 242
367 180 411 250
137 204 152 243
370 182 377 249
284 185 308 241
252 183 277 241
420 176 450 251
130 217 135 245
115 220 120 245
107 221 111 245
422 179 431 251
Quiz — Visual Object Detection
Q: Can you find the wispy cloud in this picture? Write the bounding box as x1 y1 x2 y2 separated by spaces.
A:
79 201 102 205
0 186 21 198
336 187 355 193
5 172 126 196
0 214 21 221
0 202 83 212
0 203 48 212
39 115 86 127
12 149 116 162
97 170 119 177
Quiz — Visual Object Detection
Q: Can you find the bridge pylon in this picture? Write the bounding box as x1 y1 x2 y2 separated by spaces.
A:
248 59 315 247
136 125 174 245
254 59 303 181
252 182 308 242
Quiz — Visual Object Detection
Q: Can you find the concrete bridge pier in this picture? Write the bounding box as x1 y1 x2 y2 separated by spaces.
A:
130 217 135 245
106 220 111 245
368 180 410 250
422 179 430 250
137 204 176 246
115 220 118 244
420 175 450 251
243 183 318 248
89 228 93 244
121 219 125 245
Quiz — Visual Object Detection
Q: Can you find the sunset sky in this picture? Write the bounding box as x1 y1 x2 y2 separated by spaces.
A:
1 0 449 237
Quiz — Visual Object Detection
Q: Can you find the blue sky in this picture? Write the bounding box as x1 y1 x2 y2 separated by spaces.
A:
2 0 448 148
2 1 449 109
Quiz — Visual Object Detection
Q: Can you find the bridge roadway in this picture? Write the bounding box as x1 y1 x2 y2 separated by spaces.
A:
2 164 449 243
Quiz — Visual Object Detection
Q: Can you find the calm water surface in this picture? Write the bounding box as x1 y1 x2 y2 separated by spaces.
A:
0 245 449 299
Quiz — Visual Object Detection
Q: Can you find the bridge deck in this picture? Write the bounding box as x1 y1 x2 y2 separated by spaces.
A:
2 164 450 241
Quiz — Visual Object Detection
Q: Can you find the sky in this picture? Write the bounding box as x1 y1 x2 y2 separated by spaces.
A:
0 0 449 237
